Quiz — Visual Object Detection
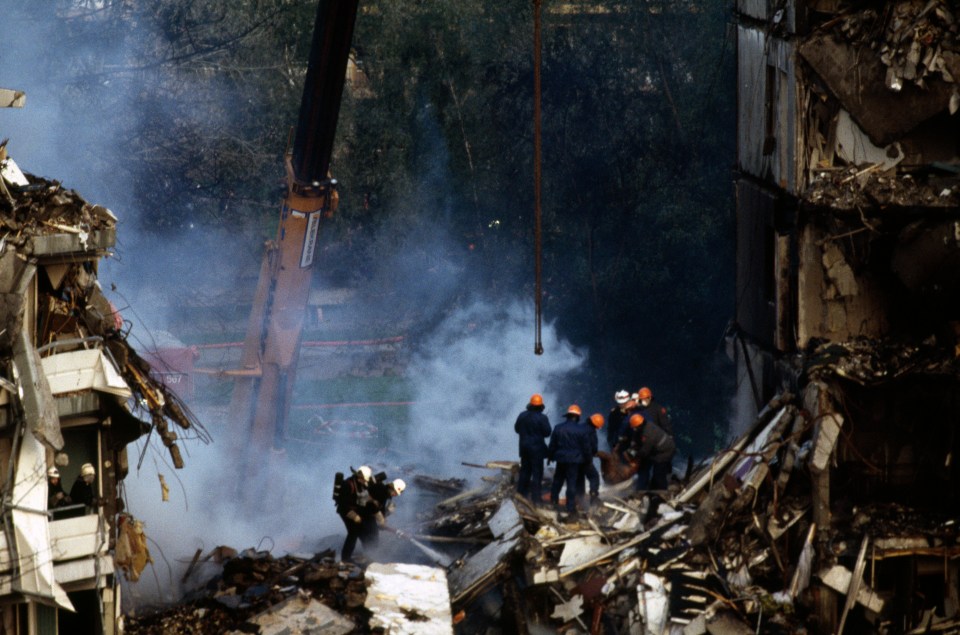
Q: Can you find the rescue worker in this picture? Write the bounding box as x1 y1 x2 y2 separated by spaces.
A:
606 389 633 450
548 405 590 517
514 393 551 504
335 465 373 562
577 413 604 506
47 467 71 509
636 386 672 436
618 413 676 491
361 476 407 549
70 463 97 510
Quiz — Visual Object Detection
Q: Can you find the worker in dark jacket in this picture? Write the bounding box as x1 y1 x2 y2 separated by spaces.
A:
618 414 676 490
577 413 604 506
361 475 407 549
636 386 672 436
335 465 373 562
70 463 97 511
514 393 552 504
47 467 72 509
548 405 590 516
606 389 634 450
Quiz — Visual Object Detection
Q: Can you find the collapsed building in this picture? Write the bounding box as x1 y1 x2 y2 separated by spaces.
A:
731 0 960 631
118 0 960 631
0 90 207 634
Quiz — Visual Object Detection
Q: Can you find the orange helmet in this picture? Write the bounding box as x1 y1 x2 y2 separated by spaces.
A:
566 404 582 417
629 413 645 428
529 394 544 407
638 387 652 401
590 413 604 429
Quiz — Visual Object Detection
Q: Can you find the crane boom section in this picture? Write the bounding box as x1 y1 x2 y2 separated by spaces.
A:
230 0 360 487
293 0 359 185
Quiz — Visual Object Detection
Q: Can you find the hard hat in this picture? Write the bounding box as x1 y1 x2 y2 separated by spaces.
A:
391 478 406 495
631 393 638 401
529 394 544 407
80 463 95 477
47 467 60 478
566 404 582 417
356 466 372 481
614 390 630 405
629 414 645 428
590 413 604 429
638 387 652 401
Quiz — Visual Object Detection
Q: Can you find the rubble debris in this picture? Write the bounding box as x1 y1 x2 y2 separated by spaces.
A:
365 562 453 634
124 359 960 634
226 594 355 635
414 474 467 494
792 1 960 210
126 550 371 634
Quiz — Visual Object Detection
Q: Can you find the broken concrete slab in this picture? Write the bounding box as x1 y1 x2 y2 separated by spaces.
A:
557 535 614 577
364 562 453 635
447 519 524 603
0 88 25 109
225 594 354 635
800 32 955 146
818 564 885 614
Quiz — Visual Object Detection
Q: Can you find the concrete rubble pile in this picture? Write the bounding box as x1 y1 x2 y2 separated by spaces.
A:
440 358 960 634
124 543 455 634
124 344 960 633
799 0 960 209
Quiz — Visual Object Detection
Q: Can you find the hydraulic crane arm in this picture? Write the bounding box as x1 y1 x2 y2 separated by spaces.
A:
229 0 360 492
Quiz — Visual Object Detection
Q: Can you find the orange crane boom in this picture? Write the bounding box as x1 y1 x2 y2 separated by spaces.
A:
229 0 360 495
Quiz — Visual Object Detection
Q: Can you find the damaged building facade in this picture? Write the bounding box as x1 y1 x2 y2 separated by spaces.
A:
734 0 960 631
0 90 202 634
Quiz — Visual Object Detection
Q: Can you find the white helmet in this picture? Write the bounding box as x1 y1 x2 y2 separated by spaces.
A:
80 463 95 477
391 479 406 495
356 466 373 482
47 467 60 478
614 390 630 405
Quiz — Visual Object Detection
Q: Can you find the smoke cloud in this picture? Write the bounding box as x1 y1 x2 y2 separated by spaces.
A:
0 7 595 609
405 300 585 472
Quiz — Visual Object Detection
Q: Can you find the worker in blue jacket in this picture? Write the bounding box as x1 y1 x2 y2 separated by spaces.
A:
548 404 590 516
577 413 604 506
514 393 552 504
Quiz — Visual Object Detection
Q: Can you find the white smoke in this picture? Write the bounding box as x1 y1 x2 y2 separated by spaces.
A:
405 300 585 474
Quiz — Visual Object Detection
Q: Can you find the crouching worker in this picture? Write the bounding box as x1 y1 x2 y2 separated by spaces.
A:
362 475 407 548
618 414 675 491
334 465 373 563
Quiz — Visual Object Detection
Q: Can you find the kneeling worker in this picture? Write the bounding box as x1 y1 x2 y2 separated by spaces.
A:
618 414 675 491
363 475 407 546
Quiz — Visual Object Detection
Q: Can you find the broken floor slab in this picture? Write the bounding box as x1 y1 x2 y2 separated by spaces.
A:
365 563 453 635
225 594 354 635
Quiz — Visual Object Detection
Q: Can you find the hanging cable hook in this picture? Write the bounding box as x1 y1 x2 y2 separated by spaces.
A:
533 0 544 355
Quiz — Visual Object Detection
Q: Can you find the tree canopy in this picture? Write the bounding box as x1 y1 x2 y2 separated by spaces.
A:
0 0 735 455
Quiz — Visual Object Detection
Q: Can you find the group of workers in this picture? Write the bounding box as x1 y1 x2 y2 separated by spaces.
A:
514 387 676 516
47 463 99 512
334 465 407 562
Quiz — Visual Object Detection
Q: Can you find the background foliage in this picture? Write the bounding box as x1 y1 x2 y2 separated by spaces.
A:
2 0 736 456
